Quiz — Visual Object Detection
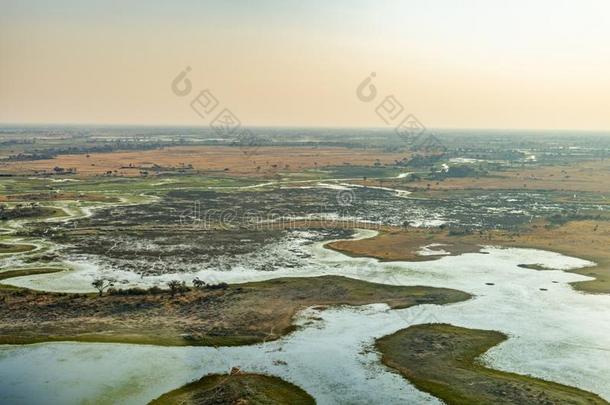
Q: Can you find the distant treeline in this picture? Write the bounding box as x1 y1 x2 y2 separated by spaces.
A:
0 139 36 147
1 139 378 162
1 141 173 161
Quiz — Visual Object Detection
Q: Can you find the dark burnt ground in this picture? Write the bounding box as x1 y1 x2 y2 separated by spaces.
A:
18 186 606 275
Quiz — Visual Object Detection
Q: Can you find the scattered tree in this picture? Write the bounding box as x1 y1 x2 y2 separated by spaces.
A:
167 280 187 297
193 277 206 289
91 278 114 296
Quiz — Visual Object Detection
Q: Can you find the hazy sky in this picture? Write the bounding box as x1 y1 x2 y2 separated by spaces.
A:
1 0 609 130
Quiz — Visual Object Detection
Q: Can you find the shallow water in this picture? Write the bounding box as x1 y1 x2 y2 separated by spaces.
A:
0 304 444 405
1 231 610 404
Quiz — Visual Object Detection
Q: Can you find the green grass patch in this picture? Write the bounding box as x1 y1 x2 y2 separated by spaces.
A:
0 243 36 254
377 323 607 405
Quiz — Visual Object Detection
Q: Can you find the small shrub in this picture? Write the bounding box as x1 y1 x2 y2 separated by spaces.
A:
448 228 473 236
193 277 206 289
147 286 163 295
206 282 229 290
167 280 189 297
108 287 148 296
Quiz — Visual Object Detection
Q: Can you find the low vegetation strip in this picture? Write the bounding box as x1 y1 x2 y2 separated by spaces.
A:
0 192 118 202
0 274 470 346
376 324 607 405
0 267 63 283
149 373 315 405
0 243 36 254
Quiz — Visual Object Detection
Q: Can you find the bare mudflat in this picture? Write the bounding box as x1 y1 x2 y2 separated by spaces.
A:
326 227 483 262
327 220 610 294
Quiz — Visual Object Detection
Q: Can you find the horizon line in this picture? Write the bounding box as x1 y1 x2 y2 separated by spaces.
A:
0 122 609 134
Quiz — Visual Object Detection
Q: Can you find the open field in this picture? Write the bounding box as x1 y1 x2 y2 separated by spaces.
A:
359 159 610 193
327 220 610 294
0 145 409 177
0 273 470 346
149 373 314 405
377 323 607 405
326 228 483 262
